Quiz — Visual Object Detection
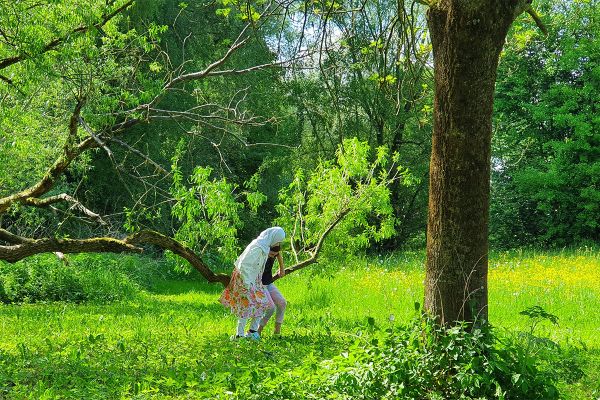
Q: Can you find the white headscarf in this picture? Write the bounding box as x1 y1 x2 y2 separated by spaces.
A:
250 227 285 254
234 227 285 284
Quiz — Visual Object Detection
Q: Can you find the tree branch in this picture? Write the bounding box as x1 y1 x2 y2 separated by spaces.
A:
0 236 143 263
145 21 254 112
0 0 135 71
0 204 354 285
273 208 351 280
526 6 548 36
109 137 171 177
125 230 231 285
0 16 286 219
0 74 25 95
0 229 230 286
0 99 87 214
23 194 106 225
0 229 31 245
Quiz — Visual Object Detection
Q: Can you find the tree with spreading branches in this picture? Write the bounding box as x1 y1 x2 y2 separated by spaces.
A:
1 0 555 330
0 0 406 286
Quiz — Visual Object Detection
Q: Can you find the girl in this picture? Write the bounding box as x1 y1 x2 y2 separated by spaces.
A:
258 245 287 336
220 227 285 339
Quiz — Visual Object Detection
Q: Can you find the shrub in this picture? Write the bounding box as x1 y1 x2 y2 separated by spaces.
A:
0 253 176 304
235 316 562 400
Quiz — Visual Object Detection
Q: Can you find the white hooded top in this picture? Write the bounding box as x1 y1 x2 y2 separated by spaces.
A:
234 227 285 285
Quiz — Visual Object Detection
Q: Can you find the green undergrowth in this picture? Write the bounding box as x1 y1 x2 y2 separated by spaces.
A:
0 253 187 304
0 248 598 399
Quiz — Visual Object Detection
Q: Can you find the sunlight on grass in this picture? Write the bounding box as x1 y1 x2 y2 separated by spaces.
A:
489 248 600 345
0 249 598 399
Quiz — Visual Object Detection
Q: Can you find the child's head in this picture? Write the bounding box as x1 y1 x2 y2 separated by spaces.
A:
268 245 281 258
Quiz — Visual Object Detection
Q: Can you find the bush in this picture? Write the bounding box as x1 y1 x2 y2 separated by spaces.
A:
0 253 178 304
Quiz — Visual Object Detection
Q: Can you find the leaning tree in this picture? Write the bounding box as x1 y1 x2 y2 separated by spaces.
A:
0 0 404 285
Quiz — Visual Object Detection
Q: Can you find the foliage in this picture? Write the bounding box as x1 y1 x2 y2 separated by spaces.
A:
0 0 286 243
165 137 411 270
219 301 585 400
277 0 433 248
0 253 178 304
491 0 600 248
275 138 415 261
223 317 567 400
1 0 595 266
168 144 266 270
517 306 585 387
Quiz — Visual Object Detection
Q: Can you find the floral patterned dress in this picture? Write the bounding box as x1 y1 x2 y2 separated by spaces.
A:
220 269 274 318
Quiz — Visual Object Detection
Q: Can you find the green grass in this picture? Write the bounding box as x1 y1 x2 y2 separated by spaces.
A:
0 249 599 399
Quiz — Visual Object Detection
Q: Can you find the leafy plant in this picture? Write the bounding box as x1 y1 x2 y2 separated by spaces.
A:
236 316 561 400
169 143 267 270
275 138 416 263
518 306 585 385
0 253 176 304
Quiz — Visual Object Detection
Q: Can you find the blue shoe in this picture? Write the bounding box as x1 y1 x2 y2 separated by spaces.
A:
246 331 260 340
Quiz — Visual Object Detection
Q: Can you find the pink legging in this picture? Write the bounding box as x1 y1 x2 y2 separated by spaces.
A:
261 284 287 325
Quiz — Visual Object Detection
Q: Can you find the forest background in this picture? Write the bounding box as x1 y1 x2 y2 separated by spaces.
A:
2 0 597 255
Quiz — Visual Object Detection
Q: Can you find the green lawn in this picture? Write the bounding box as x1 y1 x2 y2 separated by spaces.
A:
0 249 598 399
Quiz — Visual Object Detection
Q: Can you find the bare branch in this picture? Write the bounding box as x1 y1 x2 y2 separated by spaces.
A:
78 116 114 159
23 194 106 225
204 57 299 77
109 137 171 177
157 25 252 93
273 208 351 280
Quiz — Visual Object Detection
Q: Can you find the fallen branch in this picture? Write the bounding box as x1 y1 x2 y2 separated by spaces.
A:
0 208 353 287
0 236 142 263
274 208 350 280
125 230 230 285
0 229 229 285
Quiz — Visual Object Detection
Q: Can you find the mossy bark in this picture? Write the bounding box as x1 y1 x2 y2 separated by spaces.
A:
424 0 524 324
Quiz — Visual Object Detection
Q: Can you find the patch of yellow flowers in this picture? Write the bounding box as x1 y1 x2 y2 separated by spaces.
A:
490 252 600 291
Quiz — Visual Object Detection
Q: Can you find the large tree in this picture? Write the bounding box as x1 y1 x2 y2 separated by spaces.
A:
422 0 546 324
0 0 403 286
0 0 292 283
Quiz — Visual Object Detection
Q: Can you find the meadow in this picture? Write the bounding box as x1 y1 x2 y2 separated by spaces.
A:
0 248 598 399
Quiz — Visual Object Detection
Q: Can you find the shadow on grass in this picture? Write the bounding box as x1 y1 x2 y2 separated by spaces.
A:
143 277 225 296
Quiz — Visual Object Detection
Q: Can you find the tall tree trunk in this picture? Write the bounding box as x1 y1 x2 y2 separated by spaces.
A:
424 1 525 325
